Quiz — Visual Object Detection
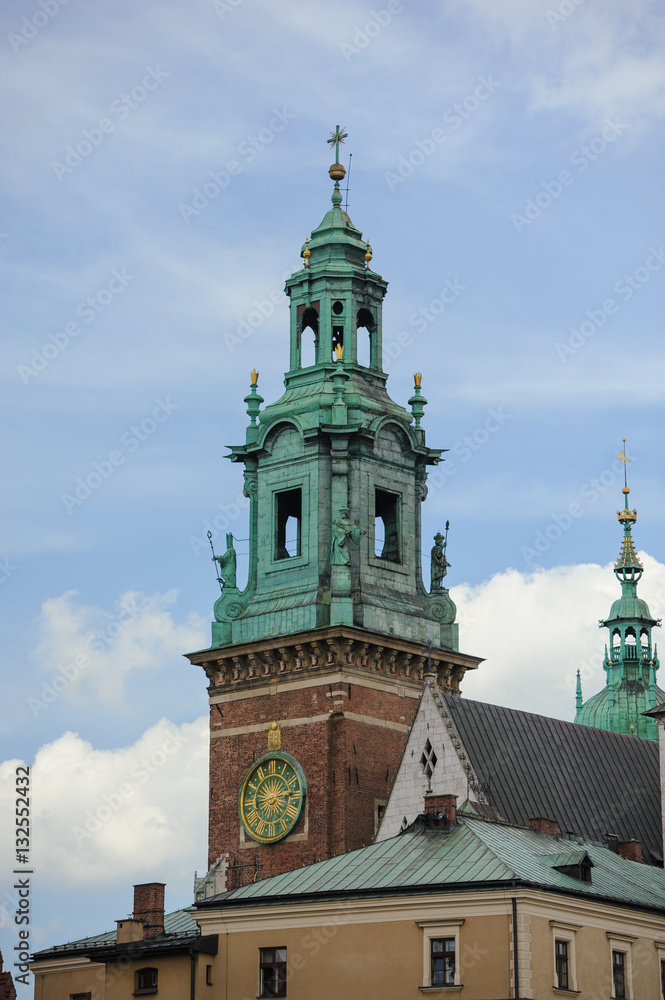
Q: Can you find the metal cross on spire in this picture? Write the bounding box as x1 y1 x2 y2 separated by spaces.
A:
327 125 348 164
617 438 630 489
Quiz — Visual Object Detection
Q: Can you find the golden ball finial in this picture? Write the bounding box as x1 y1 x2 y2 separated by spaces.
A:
303 237 311 267
364 239 372 269
250 369 259 386
329 163 346 181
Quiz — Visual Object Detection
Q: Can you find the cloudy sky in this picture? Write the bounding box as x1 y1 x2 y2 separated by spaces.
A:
1 0 663 981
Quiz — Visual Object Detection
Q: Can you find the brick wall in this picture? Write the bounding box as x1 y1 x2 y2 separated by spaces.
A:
208 677 416 882
133 882 165 938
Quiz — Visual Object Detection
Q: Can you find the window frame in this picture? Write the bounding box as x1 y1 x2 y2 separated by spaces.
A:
550 921 580 993
606 933 636 1000
258 946 287 998
417 919 464 991
133 966 158 995
373 487 401 563
655 942 665 1000
267 478 309 571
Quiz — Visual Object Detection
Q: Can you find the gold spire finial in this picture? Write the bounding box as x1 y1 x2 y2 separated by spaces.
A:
334 342 344 361
303 237 311 267
268 720 281 750
414 372 422 387
364 239 372 269
617 438 630 489
250 369 259 386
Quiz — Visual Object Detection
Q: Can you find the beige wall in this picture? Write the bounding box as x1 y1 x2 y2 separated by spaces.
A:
33 888 665 1000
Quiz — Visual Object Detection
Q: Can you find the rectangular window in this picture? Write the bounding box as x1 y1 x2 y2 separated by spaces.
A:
71 995 92 1000
275 489 301 560
259 947 287 997
206 964 213 986
661 958 665 1000
374 488 400 562
431 938 455 986
555 940 569 990
134 967 158 995
613 951 626 999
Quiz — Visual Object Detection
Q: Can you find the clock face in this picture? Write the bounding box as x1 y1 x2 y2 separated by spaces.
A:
238 752 306 844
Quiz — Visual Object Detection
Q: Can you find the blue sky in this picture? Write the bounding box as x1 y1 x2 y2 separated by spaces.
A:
1 0 664 985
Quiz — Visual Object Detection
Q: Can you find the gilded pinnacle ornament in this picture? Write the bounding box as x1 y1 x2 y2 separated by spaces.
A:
327 124 347 182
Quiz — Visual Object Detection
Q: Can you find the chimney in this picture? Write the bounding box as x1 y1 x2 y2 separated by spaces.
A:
617 839 642 864
529 816 558 836
133 883 165 939
424 793 457 824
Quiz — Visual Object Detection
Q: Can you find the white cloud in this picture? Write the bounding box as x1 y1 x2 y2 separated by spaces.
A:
0 717 208 893
454 553 665 718
29 589 207 708
444 0 665 128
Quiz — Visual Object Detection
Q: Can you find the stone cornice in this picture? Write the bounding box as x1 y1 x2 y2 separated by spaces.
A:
186 625 482 698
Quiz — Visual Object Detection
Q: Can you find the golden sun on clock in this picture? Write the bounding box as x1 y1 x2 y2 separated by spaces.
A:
238 752 306 843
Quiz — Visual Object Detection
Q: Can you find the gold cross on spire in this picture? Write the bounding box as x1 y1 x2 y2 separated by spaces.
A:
327 125 348 164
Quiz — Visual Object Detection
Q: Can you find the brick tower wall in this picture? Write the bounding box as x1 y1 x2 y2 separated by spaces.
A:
208 678 417 884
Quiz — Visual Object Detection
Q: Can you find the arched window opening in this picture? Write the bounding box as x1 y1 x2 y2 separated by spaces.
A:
300 307 318 368
356 307 374 367
612 628 621 649
625 628 636 645
332 326 344 361
640 628 649 647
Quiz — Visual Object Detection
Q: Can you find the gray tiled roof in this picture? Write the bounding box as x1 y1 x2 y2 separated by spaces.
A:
443 695 662 864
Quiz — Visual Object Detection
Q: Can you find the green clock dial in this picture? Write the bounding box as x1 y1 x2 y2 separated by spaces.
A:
238 752 306 843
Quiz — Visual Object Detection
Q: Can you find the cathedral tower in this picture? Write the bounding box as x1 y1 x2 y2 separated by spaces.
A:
576 460 662 740
187 131 481 887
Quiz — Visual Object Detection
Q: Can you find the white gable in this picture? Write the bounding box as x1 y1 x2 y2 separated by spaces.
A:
376 682 480 841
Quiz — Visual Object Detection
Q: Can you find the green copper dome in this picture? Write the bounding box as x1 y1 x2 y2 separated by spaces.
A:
576 675 665 739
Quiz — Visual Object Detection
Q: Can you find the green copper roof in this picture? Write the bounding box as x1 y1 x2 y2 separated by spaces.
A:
575 679 665 735
201 815 665 914
32 908 197 957
576 475 661 740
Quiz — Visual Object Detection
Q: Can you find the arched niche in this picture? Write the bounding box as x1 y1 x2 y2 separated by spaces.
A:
356 307 374 367
265 423 304 461
300 307 318 368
